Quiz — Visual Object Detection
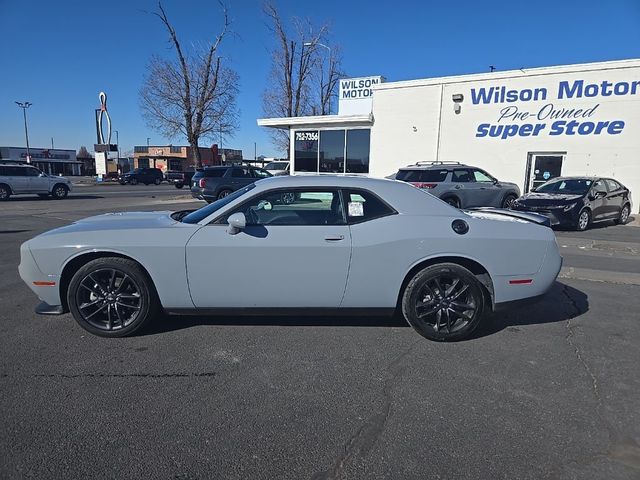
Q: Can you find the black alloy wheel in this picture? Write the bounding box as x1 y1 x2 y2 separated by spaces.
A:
444 197 461 209
67 257 158 337
502 194 518 209
52 184 68 199
576 209 591 231
402 263 485 341
217 189 232 200
0 185 10 200
615 204 630 225
130 177 138 185
281 192 296 205
154 177 161 185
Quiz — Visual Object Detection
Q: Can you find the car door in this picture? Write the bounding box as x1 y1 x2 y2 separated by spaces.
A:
228 167 254 189
451 168 482 207
604 179 625 218
25 167 49 193
588 179 609 220
185 188 352 308
471 169 503 206
6 166 28 193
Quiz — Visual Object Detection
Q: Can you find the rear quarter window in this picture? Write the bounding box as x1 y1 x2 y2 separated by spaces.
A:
204 169 226 178
396 169 448 182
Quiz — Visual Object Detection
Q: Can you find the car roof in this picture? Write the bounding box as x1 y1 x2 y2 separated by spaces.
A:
399 162 472 170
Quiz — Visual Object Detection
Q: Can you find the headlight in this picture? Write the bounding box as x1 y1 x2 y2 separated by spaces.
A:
563 202 577 212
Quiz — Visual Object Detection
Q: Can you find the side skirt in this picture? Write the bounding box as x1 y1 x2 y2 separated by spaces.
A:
164 307 397 317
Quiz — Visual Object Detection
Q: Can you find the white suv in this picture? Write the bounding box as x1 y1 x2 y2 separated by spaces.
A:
0 163 72 200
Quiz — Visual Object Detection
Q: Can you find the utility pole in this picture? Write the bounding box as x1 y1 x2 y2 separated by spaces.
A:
15 101 32 163
51 137 54 149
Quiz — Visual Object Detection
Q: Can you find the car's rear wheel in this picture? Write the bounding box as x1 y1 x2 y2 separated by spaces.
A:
0 184 10 201
67 257 158 337
130 178 138 185
154 178 161 185
217 189 232 200
402 263 485 341
174 182 184 189
576 209 591 231
52 184 68 199
615 204 630 225
443 196 460 208
502 194 518 209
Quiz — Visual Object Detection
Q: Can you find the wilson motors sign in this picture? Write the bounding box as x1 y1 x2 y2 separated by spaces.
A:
472 79 638 140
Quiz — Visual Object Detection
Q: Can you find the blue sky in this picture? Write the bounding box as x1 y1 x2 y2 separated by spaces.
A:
1 0 639 158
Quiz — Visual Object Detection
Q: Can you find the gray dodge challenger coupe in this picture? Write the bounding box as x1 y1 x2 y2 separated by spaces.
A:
19 176 562 341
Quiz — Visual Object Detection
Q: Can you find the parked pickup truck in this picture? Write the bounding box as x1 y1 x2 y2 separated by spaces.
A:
165 170 195 189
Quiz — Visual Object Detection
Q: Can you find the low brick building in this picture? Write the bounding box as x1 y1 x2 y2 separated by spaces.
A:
132 145 221 172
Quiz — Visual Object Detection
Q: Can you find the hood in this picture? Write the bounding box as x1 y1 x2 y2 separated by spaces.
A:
38 211 177 236
516 192 584 207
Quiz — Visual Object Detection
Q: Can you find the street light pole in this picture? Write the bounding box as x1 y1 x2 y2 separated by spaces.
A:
15 101 32 163
303 42 332 115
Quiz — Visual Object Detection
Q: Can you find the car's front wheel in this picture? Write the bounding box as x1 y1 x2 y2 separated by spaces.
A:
401 263 485 341
130 178 138 185
576 209 591 231
67 257 158 337
615 204 630 225
502 194 518 209
52 184 69 199
154 178 161 185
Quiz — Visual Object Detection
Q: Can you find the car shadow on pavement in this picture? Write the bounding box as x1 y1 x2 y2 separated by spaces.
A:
144 312 408 336
471 281 589 339
6 195 104 202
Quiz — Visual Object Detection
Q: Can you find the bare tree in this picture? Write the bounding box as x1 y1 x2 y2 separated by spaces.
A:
77 146 92 159
262 2 343 156
309 44 344 116
140 2 239 169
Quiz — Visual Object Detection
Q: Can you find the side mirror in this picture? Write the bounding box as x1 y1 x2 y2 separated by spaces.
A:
227 212 246 235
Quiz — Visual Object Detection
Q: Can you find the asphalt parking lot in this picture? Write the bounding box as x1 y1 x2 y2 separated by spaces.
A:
1 184 639 479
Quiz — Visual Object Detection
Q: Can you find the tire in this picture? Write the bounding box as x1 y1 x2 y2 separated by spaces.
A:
130 178 138 185
217 189 233 200
52 184 68 199
401 263 485 341
501 194 518 209
174 183 184 189
67 257 159 337
614 204 630 225
154 178 161 185
0 184 10 201
443 196 461 209
119 181 126 185
576 209 591 231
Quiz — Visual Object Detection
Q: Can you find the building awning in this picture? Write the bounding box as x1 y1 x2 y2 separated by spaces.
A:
257 113 373 129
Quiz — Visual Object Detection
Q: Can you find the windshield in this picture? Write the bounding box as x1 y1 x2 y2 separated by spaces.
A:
182 184 256 224
131 168 142 174
535 178 592 195
265 162 288 170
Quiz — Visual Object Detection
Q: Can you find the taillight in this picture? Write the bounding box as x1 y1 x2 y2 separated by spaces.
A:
199 178 206 188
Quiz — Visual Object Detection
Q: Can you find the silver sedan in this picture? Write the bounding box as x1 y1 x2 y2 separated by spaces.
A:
18 175 562 341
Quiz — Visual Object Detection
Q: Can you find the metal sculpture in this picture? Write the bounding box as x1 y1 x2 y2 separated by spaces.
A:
96 92 112 145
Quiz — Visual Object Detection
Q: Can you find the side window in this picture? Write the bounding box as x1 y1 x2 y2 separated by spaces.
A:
227 190 344 226
452 169 474 183
252 169 270 179
605 179 620 191
9 167 26 176
472 169 494 183
231 167 248 178
592 179 607 192
343 189 396 224
25 168 41 177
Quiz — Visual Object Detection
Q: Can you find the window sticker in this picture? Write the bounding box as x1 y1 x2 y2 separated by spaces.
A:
348 202 364 217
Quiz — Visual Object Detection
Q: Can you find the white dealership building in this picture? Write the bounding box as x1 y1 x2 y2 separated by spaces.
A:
258 58 640 211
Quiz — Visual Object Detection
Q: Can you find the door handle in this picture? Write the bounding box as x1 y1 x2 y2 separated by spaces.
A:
324 235 344 242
